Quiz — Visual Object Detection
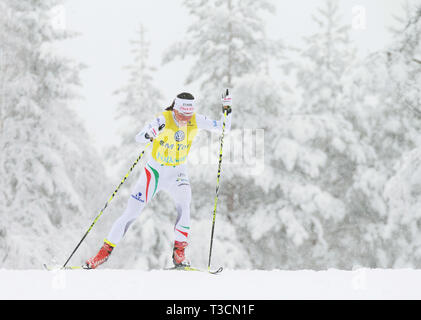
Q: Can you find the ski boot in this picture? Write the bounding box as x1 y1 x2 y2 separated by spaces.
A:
85 241 114 269
172 241 190 267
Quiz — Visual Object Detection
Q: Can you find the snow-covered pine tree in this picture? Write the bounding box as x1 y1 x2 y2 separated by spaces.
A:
0 0 108 268
337 0 421 268
242 0 374 269
373 1 421 268
102 24 175 269
163 0 282 106
293 0 356 113
161 0 284 269
110 24 163 172
343 2 421 165
388 1 421 121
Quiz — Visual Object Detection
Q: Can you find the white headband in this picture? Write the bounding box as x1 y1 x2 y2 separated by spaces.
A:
174 97 195 116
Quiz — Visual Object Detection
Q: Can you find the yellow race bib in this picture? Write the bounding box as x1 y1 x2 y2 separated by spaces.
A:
151 111 198 166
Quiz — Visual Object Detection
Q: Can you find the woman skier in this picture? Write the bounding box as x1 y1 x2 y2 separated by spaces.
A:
85 91 232 269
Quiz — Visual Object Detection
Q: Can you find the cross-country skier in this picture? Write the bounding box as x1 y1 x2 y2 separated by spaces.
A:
85 91 232 269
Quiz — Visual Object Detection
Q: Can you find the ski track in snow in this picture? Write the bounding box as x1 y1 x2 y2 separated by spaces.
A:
1 269 421 300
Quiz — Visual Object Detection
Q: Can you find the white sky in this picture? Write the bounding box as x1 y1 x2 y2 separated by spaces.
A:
59 0 408 153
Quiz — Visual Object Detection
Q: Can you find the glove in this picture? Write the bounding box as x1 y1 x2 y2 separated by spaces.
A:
221 89 232 115
144 123 160 142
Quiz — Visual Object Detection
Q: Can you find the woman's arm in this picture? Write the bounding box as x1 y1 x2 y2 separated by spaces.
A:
195 112 232 133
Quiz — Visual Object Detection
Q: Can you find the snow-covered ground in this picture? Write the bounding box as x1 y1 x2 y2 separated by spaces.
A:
1 269 421 300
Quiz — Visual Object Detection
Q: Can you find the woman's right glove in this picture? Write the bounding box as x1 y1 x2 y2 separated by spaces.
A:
145 123 165 141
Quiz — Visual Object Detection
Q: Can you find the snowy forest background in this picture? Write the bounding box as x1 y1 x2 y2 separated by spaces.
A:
1 0 421 270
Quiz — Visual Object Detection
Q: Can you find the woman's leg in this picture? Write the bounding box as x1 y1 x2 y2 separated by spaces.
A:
86 162 162 269
170 171 192 243
163 170 192 266
106 163 161 245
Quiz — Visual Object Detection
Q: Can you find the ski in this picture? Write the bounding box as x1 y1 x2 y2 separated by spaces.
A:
43 264 86 271
44 263 223 274
165 265 223 275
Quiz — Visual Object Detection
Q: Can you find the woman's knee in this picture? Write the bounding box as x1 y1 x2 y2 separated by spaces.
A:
123 196 146 219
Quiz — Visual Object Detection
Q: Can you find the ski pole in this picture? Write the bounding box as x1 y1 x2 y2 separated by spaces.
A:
63 142 152 268
208 90 230 271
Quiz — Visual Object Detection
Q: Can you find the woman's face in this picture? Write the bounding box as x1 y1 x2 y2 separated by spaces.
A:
174 109 193 125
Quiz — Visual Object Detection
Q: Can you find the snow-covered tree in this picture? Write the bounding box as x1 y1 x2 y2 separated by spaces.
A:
384 149 421 267
160 0 289 269
323 0 421 268
236 0 372 270
354 1 421 268
0 0 108 268
289 0 356 114
388 1 421 122
109 24 164 171
163 0 282 104
101 24 176 269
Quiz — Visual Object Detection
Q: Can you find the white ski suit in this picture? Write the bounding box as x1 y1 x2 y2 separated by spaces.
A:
105 110 231 246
